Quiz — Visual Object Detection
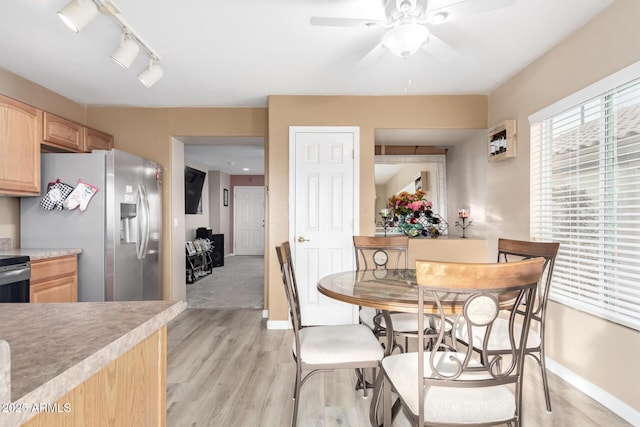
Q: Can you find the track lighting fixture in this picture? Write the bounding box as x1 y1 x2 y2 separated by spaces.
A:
57 0 163 88
137 57 164 88
57 0 98 33
111 31 140 69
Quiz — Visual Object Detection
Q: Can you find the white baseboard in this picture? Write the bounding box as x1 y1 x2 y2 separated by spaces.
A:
267 320 291 330
546 358 640 425
262 310 268 319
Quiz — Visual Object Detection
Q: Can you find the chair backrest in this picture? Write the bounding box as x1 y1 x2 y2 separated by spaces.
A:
497 238 560 323
353 235 409 271
414 258 545 425
275 242 302 337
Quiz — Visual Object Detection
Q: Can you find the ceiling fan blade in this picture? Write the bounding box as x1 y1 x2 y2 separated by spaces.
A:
422 33 460 63
358 41 387 67
310 16 382 28
427 0 516 25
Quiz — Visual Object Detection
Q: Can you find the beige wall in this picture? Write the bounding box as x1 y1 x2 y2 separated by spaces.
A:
480 0 640 415
445 131 488 239
84 107 268 300
208 170 232 256
266 95 488 323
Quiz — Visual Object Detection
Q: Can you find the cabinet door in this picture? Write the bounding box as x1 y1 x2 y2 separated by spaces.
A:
84 126 114 151
30 276 78 303
30 255 78 303
0 94 41 195
42 112 84 152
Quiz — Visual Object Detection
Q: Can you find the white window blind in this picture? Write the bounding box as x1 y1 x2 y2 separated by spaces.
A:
530 76 640 332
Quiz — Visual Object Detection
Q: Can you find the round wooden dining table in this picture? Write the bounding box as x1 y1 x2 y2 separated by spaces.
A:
318 268 520 314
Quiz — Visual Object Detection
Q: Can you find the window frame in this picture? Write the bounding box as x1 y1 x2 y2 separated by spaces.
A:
529 61 640 332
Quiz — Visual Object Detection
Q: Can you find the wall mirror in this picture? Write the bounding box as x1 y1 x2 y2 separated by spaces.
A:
374 154 447 223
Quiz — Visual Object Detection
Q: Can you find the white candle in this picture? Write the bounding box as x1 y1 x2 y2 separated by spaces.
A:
458 209 469 218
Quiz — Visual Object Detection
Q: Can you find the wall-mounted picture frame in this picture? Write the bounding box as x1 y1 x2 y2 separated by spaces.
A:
223 188 229 206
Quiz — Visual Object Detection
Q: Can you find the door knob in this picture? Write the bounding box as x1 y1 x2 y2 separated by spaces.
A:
298 236 310 243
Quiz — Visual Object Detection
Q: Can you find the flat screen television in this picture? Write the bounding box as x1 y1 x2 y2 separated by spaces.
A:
184 166 206 214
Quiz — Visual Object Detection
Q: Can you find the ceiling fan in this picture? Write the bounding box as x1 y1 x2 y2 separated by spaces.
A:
310 0 516 62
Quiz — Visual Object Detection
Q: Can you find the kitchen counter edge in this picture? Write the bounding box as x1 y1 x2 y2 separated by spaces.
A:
0 249 83 260
0 300 186 426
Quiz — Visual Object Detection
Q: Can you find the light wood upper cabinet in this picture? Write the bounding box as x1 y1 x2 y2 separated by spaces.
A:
30 255 78 303
84 126 114 151
42 111 84 152
0 94 41 196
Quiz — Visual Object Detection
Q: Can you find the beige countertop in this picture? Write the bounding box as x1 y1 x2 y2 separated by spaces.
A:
0 248 82 261
0 300 186 426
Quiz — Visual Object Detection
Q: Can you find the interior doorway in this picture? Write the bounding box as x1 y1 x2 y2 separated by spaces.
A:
174 136 266 309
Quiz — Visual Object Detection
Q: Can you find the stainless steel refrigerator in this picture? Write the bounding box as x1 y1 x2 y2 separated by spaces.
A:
20 149 162 301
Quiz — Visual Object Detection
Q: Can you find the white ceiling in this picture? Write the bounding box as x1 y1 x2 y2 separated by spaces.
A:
0 0 612 108
0 0 613 173
179 137 265 175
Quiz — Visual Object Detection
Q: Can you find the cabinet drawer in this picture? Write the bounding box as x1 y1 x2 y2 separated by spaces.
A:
31 255 77 283
43 112 84 152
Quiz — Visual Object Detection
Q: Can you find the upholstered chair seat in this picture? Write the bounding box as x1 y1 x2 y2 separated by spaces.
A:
295 324 384 364
382 352 517 424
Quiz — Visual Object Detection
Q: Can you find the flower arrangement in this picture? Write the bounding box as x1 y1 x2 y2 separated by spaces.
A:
388 190 433 218
387 190 445 237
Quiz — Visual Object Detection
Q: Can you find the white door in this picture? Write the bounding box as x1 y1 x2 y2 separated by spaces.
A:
289 126 359 326
234 186 265 255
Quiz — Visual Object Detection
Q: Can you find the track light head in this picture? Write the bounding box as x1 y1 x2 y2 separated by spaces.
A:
138 57 163 88
111 32 140 69
57 0 98 33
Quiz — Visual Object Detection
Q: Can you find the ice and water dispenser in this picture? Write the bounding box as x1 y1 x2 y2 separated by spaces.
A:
120 203 137 243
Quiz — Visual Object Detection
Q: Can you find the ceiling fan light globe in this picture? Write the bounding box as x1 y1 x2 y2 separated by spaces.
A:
383 24 429 58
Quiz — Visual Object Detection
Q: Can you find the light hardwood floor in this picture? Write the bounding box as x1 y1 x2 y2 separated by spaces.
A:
166 308 632 426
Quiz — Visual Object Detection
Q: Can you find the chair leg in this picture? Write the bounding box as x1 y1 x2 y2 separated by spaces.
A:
369 370 383 427
355 368 376 392
383 374 392 427
539 350 552 412
292 364 302 427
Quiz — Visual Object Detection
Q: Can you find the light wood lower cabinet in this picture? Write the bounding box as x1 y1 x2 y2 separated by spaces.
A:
23 327 167 427
30 255 78 303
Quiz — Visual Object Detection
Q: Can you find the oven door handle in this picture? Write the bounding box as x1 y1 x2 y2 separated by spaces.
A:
0 266 31 286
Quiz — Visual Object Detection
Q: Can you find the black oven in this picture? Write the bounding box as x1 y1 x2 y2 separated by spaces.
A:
0 255 30 303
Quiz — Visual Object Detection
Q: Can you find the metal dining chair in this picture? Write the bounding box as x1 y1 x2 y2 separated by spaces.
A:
380 258 545 426
353 235 451 353
275 241 384 427
456 238 560 412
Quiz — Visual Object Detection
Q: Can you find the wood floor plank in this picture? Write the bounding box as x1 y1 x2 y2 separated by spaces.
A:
167 308 633 426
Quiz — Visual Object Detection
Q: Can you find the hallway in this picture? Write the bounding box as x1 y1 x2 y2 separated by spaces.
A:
186 255 264 309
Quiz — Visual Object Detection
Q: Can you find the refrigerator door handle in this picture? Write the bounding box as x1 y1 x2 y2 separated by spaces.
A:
136 184 151 259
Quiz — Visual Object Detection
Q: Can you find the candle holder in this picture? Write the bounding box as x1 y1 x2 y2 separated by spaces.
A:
379 209 394 237
455 209 473 239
